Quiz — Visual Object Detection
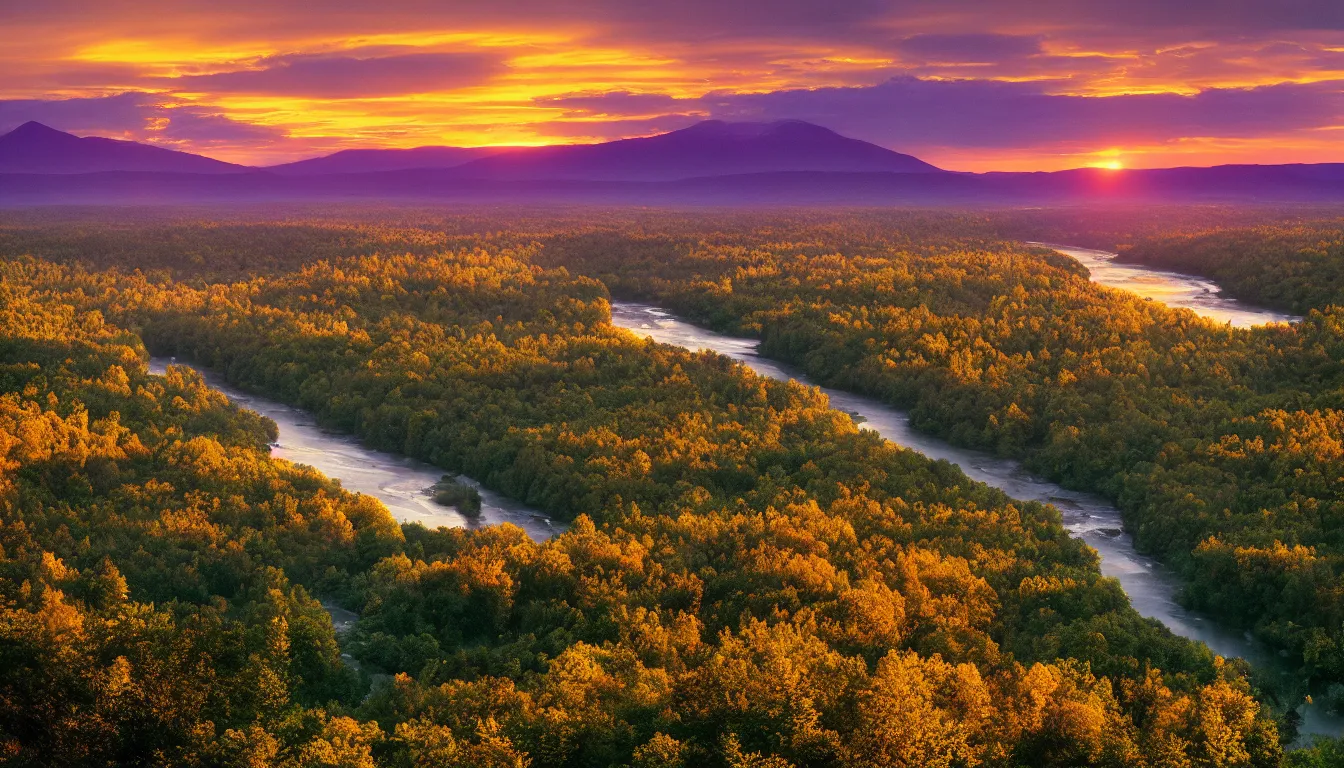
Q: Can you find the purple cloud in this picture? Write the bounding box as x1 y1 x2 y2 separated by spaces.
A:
0 93 159 135
0 93 287 147
896 34 1043 63
537 114 707 139
708 77 1344 147
538 92 690 117
166 51 504 97
539 76 1344 155
153 107 286 146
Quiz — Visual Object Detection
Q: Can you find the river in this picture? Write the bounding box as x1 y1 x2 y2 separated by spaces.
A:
144 241 1332 736
1035 243 1302 328
607 244 1336 738
147 358 562 542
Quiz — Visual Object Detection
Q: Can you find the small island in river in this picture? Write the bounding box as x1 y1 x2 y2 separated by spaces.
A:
429 475 482 517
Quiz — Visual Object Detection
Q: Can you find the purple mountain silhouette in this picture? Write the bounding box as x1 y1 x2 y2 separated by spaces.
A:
15 116 1344 207
266 145 513 175
0 119 939 180
0 122 248 174
441 120 942 181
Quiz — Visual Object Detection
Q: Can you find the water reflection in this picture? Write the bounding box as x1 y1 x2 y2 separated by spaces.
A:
608 300 1339 739
148 358 561 542
1033 243 1301 328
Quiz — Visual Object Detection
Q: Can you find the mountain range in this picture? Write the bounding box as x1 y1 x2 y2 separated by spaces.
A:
266 146 507 175
5 119 1344 205
1 119 939 179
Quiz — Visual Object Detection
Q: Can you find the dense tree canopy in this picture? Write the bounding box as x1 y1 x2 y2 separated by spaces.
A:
0 270 397 765
537 220 1344 693
2 208 1337 765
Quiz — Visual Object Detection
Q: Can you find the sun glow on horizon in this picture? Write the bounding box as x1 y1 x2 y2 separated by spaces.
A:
1081 148 1127 171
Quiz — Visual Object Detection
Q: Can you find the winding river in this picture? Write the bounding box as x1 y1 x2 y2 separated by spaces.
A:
1037 243 1302 328
143 242 1331 737
147 358 562 542
607 243 1335 739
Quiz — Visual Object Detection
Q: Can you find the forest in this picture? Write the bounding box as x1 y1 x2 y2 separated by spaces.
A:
1 207 1342 766
535 216 1344 689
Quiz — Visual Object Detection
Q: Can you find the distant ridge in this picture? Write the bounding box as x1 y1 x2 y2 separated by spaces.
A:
0 118 942 180
264 119 942 179
441 119 944 181
0 122 249 174
9 119 1344 206
266 145 512 175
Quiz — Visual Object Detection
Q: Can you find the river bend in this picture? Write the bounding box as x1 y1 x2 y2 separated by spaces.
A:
145 239 1329 735
147 358 561 542
607 243 1332 737
1038 243 1301 328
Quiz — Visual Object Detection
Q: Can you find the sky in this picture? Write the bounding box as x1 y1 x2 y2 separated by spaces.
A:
3 0 1344 171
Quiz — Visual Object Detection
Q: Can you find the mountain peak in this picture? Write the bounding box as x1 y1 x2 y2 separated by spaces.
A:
3 121 74 142
675 119 837 140
440 118 941 180
0 121 247 175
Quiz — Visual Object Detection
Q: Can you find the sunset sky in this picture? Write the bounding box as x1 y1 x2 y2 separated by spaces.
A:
3 1 1344 170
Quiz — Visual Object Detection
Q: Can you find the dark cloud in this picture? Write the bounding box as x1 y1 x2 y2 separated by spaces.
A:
895 34 1042 63
12 0 1344 52
167 51 503 97
543 77 1344 155
0 93 159 135
537 114 706 139
0 93 287 146
35 1 1344 32
153 107 286 145
0 92 166 135
703 77 1344 148
1005 0 1344 32
537 92 692 117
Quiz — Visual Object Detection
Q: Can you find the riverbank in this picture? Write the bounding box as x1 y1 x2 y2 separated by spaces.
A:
608 298 1339 740
1030 242 1301 328
148 358 561 542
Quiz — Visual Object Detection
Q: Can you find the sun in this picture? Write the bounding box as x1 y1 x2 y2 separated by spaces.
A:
1092 159 1125 170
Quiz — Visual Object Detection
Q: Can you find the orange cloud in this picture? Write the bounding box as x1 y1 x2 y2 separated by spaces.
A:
3 1 1344 169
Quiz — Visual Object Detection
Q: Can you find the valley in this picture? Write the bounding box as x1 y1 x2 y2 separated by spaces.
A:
4 208 1344 766
9 1 1344 764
